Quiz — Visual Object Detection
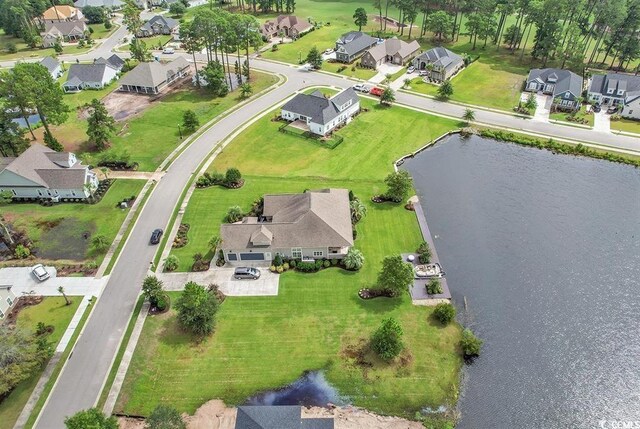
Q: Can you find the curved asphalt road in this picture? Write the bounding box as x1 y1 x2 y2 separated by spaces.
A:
29 57 640 428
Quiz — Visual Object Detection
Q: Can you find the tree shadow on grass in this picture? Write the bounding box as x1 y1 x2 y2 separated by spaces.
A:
351 291 403 313
157 313 200 347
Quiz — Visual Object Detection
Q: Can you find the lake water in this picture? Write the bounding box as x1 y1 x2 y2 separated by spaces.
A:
245 371 345 407
403 135 640 429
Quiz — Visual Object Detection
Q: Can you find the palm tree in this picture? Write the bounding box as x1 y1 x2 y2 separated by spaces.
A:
343 248 365 270
208 235 221 251
350 199 368 223
402 78 411 89
240 83 253 99
384 73 393 85
58 286 71 306
462 108 476 124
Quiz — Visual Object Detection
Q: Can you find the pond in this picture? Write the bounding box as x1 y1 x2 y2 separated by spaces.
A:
245 371 346 407
403 135 640 429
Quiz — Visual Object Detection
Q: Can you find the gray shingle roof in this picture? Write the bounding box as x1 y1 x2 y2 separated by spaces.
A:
221 189 353 250
336 31 378 56
414 47 463 71
527 68 583 98
141 15 178 33
118 57 189 89
301 419 334 429
40 56 60 74
96 54 125 70
365 37 420 62
0 144 86 189
282 87 359 126
64 63 114 86
589 72 640 101
43 20 87 36
74 0 123 7
235 406 334 429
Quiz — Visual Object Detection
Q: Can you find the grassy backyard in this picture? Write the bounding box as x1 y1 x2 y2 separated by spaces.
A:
0 298 81 429
117 94 463 419
2 179 145 265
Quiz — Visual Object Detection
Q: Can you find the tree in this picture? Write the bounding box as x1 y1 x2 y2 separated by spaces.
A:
57 286 71 305
460 328 483 357
142 275 164 307
433 302 456 324
175 282 219 336
202 61 229 97
427 278 443 294
0 190 12 204
65 408 118 429
384 170 412 203
182 110 200 134
380 87 395 105
208 235 221 251
462 108 475 124
524 92 537 111
417 240 431 263
91 234 109 251
146 404 186 429
164 254 180 272
376 255 413 295
122 0 143 34
370 317 404 360
83 6 105 24
426 11 453 41
305 46 323 69
180 22 204 88
0 109 29 156
87 99 116 150
353 7 368 31
343 247 364 270
0 326 52 396
240 83 253 98
130 38 151 62
226 205 243 223
54 41 63 54
169 2 187 16
349 199 367 223
437 79 453 100
402 78 411 89
503 24 522 50
225 167 242 184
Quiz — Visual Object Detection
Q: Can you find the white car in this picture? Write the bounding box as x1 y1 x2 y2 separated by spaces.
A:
31 264 50 282
162 47 175 54
353 84 369 93
407 66 415 74
324 48 334 54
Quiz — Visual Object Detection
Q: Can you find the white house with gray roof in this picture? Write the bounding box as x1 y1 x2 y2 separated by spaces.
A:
118 57 190 94
40 56 63 80
335 31 379 63
588 73 640 119
281 88 360 136
0 144 98 200
95 54 125 72
221 189 353 263
412 47 464 82
0 286 16 320
526 68 583 110
63 62 118 92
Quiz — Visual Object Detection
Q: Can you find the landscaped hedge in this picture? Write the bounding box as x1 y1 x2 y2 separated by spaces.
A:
480 129 640 168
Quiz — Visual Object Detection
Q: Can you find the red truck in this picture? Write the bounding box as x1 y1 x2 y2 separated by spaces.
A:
369 87 384 97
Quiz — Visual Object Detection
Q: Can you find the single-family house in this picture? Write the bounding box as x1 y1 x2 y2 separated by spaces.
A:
40 56 63 79
0 144 98 200
235 406 334 429
221 189 353 264
360 37 420 68
526 68 583 110
260 15 313 40
42 5 84 22
118 57 191 94
335 31 379 63
137 15 179 37
42 20 88 47
281 88 360 136
62 63 118 92
588 73 640 119
412 47 464 82
95 53 126 71
0 286 16 320
74 0 124 10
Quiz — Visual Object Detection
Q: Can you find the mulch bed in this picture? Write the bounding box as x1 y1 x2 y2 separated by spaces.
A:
371 195 398 204
223 179 245 189
149 295 171 315
358 288 396 299
4 296 44 326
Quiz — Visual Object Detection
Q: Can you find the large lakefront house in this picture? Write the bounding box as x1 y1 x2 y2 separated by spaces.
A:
281 88 360 136
220 189 353 263
525 68 583 110
588 73 640 119
0 144 98 200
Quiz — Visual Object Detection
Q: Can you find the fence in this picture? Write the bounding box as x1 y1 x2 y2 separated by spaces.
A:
278 122 344 149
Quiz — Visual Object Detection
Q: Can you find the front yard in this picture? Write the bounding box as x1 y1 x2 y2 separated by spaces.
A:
549 105 594 127
0 297 81 429
610 116 640 134
2 179 145 265
117 94 463 420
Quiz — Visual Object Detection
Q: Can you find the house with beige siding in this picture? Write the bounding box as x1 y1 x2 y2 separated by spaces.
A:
360 37 420 69
0 286 16 319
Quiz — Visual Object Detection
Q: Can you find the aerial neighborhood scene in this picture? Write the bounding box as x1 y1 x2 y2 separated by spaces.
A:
0 0 639 428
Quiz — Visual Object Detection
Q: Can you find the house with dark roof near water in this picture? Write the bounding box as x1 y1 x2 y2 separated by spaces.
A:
360 37 420 68
335 31 379 63
137 15 179 37
412 47 464 82
0 144 98 200
118 57 190 94
588 73 640 119
235 405 334 429
221 189 353 263
281 88 360 136
40 56 63 79
62 63 118 92
526 68 583 110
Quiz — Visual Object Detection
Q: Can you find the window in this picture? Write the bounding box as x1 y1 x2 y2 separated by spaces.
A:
313 250 324 257
0 309 3 319
629 110 634 115
6 297 12 306
607 88 614 94
292 248 302 258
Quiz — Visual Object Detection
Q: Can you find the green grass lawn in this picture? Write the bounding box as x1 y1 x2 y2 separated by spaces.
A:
2 179 145 265
549 106 594 127
0 29 94 61
0 297 81 429
116 35 173 52
610 117 640 134
88 23 116 40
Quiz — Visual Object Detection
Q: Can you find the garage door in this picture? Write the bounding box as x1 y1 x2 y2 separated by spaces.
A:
240 253 265 261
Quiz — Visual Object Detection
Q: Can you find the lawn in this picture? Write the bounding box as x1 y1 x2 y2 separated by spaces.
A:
549 106 594 127
2 179 145 265
0 29 94 61
40 71 278 172
0 297 81 429
610 117 640 134
116 35 173 52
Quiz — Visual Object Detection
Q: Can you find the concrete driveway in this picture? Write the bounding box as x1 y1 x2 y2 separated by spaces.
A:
0 267 105 296
533 93 551 122
369 63 404 84
159 267 279 296
594 110 612 133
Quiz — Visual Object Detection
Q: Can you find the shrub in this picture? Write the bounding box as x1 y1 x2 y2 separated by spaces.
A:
331 258 338 266
225 168 242 184
314 259 323 270
384 170 413 203
155 293 169 312
226 206 243 223
85 260 98 270
182 109 200 134
142 276 164 307
282 262 290 270
296 261 317 272
5 42 17 53
175 282 219 336
371 317 404 361
427 279 443 294
164 254 180 272
270 265 276 272
461 328 483 357
343 247 364 270
417 241 431 263
276 266 284 273
433 303 456 324
146 404 185 429
289 260 297 268
323 259 331 268
377 255 413 295
273 253 283 267
14 244 30 259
